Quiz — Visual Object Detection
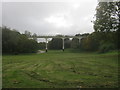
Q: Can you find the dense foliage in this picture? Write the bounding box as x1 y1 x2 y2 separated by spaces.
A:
47 34 71 50
48 1 119 52
80 1 119 52
2 27 39 54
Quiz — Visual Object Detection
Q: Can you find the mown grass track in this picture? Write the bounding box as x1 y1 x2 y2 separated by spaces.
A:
2 50 118 88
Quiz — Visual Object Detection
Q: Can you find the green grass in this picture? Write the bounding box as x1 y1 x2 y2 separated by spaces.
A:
2 50 118 88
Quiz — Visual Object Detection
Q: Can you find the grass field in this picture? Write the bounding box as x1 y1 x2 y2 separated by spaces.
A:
2 50 118 88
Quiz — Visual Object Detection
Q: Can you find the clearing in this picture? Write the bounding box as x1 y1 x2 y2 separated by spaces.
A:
2 50 118 88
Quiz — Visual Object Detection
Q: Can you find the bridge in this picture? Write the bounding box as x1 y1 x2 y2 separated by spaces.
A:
30 35 85 52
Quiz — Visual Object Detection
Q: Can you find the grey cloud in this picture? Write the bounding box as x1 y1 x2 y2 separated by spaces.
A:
2 1 97 35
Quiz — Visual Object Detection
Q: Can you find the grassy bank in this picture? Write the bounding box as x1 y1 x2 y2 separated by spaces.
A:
2 50 118 88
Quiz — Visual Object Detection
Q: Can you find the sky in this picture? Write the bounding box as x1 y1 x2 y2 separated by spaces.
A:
2 0 98 36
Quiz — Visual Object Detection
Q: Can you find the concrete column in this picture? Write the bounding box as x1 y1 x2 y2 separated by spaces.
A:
78 38 81 44
78 37 82 48
62 38 65 52
45 38 48 52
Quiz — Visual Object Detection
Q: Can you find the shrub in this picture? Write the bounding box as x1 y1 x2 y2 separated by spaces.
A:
98 42 115 53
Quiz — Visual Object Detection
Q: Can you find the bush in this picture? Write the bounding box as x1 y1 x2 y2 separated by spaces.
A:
2 27 39 54
98 42 115 53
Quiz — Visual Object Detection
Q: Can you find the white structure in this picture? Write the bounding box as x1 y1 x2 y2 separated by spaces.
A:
31 35 84 52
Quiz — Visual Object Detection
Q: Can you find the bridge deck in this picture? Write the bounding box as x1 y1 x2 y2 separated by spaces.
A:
32 36 84 39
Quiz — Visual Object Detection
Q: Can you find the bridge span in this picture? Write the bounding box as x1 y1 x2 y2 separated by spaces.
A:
30 35 85 52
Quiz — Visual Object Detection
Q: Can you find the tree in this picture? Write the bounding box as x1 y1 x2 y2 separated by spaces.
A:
38 42 46 50
2 26 39 54
48 35 71 50
80 33 99 51
93 1 120 51
115 1 120 49
64 38 71 48
48 38 62 50
71 34 81 49
2 27 20 53
94 2 117 32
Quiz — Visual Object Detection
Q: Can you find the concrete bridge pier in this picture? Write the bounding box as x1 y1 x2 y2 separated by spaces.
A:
45 38 48 52
62 38 65 52
78 38 81 44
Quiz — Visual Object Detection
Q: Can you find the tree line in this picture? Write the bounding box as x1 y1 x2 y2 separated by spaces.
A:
92 1 119 52
48 1 120 53
2 1 120 54
2 26 39 54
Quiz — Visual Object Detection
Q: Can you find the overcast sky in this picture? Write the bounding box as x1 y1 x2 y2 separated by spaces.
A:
2 0 98 36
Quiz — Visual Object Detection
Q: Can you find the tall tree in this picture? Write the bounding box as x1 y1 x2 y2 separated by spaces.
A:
93 1 120 51
94 1 120 32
